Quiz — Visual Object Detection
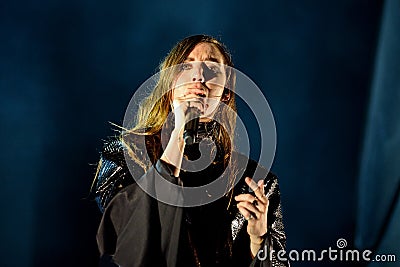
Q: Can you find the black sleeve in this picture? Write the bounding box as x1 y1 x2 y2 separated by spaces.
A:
96 163 183 267
95 137 184 267
93 139 136 213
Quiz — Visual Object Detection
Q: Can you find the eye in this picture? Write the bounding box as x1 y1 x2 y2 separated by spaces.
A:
205 62 222 74
180 62 192 71
209 65 221 74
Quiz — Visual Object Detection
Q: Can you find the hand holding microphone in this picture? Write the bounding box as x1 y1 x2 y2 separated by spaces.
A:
172 89 206 145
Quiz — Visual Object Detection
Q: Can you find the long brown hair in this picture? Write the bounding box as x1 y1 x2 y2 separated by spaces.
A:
123 35 236 163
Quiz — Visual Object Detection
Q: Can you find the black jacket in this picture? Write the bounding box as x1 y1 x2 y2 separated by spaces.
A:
93 131 289 267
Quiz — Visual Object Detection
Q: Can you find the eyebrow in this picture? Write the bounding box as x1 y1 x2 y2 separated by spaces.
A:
185 57 222 63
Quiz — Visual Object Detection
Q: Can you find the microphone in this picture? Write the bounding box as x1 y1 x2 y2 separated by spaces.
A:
183 105 201 145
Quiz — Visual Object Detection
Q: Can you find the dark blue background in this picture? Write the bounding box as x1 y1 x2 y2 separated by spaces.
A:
1 0 398 266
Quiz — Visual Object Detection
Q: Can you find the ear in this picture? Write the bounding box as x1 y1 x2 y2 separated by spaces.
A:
221 88 231 102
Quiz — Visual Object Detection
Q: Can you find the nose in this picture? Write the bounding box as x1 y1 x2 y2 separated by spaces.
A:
192 63 204 82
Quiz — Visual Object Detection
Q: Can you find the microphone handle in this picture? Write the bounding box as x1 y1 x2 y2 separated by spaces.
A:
183 106 200 145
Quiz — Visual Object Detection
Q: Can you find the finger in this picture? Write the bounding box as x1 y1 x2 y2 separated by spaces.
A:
235 193 254 202
185 95 206 102
257 180 266 200
187 101 205 112
235 195 267 213
256 192 269 205
185 89 207 96
237 201 263 216
235 192 265 206
175 91 206 100
245 177 258 191
173 99 205 113
245 177 268 205
237 206 256 221
259 179 267 199
258 180 265 195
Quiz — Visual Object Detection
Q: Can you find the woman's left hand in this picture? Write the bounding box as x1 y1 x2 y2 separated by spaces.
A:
235 177 269 239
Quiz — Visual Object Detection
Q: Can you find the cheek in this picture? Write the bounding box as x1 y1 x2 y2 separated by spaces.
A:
174 71 192 88
207 77 226 96
208 73 226 88
171 73 186 99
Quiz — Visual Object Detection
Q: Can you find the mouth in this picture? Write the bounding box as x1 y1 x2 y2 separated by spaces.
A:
186 88 207 98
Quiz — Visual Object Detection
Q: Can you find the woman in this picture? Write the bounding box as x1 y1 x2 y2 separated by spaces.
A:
92 35 289 267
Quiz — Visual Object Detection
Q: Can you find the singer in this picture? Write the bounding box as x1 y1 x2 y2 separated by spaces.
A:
92 35 289 267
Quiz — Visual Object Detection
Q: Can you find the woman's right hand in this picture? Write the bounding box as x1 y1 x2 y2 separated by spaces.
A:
171 88 206 132
160 89 206 177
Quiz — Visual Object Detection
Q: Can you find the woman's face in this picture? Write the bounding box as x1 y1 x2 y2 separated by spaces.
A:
172 42 228 121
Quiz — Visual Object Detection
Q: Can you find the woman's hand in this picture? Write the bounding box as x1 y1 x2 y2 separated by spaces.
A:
160 89 205 176
235 177 269 255
172 89 206 131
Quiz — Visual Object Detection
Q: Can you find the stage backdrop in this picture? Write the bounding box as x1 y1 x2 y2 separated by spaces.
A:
1 0 398 267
